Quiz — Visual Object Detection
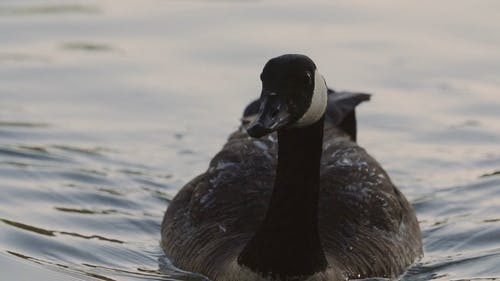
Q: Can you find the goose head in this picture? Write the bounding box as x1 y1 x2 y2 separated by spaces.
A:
247 54 328 138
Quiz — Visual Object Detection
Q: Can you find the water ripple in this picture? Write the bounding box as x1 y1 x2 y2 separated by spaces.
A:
0 4 100 16
0 218 124 244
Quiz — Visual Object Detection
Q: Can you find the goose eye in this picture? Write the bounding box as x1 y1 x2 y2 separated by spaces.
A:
305 71 312 85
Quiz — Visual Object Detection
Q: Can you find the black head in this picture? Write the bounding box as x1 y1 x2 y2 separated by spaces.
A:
247 54 328 138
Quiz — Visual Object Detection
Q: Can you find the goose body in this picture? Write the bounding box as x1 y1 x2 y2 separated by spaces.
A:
161 54 422 281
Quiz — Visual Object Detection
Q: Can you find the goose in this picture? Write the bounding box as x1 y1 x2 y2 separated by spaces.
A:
161 54 422 281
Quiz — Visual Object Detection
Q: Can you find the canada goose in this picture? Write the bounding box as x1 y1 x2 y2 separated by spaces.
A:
161 54 422 281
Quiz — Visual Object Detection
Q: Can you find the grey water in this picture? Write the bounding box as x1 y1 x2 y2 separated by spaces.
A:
1 1 499 280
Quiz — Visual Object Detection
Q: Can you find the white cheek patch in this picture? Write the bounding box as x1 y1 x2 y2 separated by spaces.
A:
295 70 328 127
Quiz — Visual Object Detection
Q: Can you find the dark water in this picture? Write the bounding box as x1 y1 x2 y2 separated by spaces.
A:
1 1 500 280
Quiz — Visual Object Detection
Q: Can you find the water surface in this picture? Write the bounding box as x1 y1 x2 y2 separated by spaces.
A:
1 1 500 280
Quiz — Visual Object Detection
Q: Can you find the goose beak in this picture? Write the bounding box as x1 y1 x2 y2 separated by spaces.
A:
246 94 290 138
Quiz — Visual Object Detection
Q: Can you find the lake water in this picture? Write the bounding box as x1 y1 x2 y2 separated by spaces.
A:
1 1 499 280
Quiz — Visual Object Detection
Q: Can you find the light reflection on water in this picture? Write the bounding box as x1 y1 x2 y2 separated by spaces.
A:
1 1 499 280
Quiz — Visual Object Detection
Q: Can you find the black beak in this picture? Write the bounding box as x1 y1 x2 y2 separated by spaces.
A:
246 94 291 138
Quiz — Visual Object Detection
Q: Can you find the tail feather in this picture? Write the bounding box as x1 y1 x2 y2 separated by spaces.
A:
326 89 371 142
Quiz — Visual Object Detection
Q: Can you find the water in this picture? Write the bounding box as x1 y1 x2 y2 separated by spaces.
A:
1 1 499 280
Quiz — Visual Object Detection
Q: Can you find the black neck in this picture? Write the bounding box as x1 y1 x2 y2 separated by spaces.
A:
238 116 327 278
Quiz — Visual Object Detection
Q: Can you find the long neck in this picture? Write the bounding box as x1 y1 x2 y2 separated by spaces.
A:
238 116 327 279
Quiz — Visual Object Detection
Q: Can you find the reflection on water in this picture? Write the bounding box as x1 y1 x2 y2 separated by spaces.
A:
1 0 500 281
